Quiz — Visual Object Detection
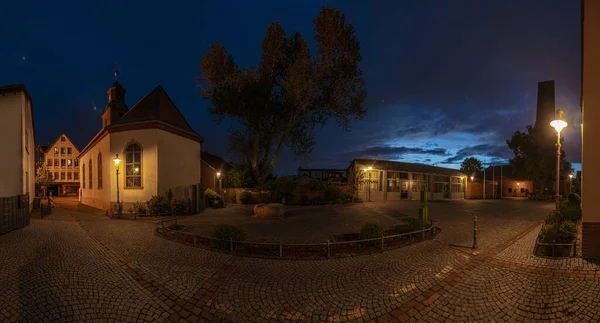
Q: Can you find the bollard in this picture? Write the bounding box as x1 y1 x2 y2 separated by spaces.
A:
381 235 384 251
230 237 233 252
472 215 478 249
279 243 283 258
327 240 330 259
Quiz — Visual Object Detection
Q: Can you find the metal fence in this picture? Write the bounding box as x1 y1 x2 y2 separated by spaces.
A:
155 218 439 259
535 240 577 257
0 194 30 235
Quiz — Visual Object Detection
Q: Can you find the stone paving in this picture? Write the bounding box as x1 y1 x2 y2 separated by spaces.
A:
1 198 599 322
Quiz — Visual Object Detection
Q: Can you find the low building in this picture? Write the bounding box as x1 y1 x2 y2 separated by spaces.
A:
78 73 203 212
40 133 81 196
297 167 347 182
347 159 467 201
467 166 534 199
201 151 234 190
0 84 35 228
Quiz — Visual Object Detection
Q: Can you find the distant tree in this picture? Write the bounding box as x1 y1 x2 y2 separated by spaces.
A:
460 157 483 176
35 165 54 198
198 6 367 187
506 124 571 194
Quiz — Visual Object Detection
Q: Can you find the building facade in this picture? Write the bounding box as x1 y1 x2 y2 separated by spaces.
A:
297 168 347 182
78 74 203 212
0 84 35 211
582 0 600 259
348 159 467 201
41 133 80 196
201 151 234 190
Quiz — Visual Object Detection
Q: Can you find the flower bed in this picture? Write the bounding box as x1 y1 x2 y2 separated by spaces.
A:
534 193 581 258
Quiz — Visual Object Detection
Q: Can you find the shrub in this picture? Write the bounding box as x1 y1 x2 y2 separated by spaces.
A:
402 217 428 231
205 188 218 198
240 191 253 204
359 221 383 240
558 221 577 242
168 224 185 231
167 188 174 202
132 201 148 216
274 177 296 202
539 223 557 243
567 193 581 206
307 179 324 191
171 199 189 214
559 205 582 222
299 195 309 205
147 195 170 215
324 185 342 202
310 196 325 205
211 224 247 251
229 192 237 203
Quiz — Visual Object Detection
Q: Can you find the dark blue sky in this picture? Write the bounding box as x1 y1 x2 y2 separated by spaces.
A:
1 0 582 174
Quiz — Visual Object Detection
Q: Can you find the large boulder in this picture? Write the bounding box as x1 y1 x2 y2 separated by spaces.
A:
253 203 285 218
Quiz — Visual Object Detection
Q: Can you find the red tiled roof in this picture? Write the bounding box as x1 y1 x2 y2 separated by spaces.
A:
114 85 199 136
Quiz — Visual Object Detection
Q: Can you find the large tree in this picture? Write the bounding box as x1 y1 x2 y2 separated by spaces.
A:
460 157 483 176
198 7 367 187
506 124 571 194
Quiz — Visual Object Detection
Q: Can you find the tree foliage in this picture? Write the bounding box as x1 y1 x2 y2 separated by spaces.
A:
506 124 571 193
460 157 482 175
35 165 54 187
199 7 367 187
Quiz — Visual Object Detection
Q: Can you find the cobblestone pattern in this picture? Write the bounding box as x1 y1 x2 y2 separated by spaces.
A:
3 200 600 323
0 219 170 323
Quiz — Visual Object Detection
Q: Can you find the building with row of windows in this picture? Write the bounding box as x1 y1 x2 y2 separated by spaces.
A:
77 72 203 211
347 159 467 201
35 133 81 196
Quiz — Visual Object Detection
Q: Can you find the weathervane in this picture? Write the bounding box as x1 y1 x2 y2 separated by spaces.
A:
114 62 119 82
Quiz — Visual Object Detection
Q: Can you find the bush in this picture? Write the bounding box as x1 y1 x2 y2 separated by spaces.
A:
240 191 253 204
171 199 189 214
539 223 557 243
274 177 296 202
402 217 428 231
558 221 577 242
211 224 247 251
567 193 581 206
324 185 342 202
299 195 309 205
559 205 582 222
168 224 185 231
132 201 148 216
307 179 324 191
147 195 170 215
359 221 383 240
230 192 237 203
205 188 218 198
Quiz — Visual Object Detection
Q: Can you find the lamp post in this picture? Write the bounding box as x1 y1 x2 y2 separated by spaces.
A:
216 171 221 190
113 154 121 213
517 182 520 197
569 174 573 194
550 109 568 210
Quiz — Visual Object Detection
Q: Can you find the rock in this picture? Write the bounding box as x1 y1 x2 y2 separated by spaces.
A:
253 203 285 217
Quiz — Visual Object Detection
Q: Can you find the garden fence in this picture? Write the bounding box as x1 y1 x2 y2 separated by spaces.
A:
155 217 439 259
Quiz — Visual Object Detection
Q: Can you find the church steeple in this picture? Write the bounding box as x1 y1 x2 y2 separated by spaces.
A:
101 64 128 128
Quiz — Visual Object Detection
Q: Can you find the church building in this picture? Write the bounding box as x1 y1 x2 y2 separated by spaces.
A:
78 72 203 211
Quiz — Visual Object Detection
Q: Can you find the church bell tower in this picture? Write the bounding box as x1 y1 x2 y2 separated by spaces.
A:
101 66 128 128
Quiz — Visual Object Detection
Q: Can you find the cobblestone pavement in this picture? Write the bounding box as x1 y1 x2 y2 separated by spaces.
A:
1 199 599 322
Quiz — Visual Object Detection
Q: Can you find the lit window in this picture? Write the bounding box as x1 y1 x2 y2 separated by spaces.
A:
54 147 59 154
125 143 142 188
97 153 103 189
88 159 92 189
67 159 72 166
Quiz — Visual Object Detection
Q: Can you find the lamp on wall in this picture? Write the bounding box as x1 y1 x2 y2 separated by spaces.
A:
550 109 568 210
113 154 121 213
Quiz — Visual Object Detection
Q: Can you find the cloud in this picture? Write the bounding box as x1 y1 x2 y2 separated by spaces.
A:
440 144 512 164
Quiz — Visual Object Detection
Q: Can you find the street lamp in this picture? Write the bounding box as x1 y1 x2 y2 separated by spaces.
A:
550 109 568 210
216 171 221 189
569 174 573 194
113 154 121 213
517 182 520 197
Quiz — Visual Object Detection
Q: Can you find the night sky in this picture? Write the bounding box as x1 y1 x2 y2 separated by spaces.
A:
1 0 582 175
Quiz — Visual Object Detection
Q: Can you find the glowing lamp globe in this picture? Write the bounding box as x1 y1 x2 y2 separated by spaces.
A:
550 109 568 134
113 154 121 167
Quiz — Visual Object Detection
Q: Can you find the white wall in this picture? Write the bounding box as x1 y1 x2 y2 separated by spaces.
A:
22 97 35 210
157 130 201 196
0 92 24 198
110 129 159 205
80 134 111 210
